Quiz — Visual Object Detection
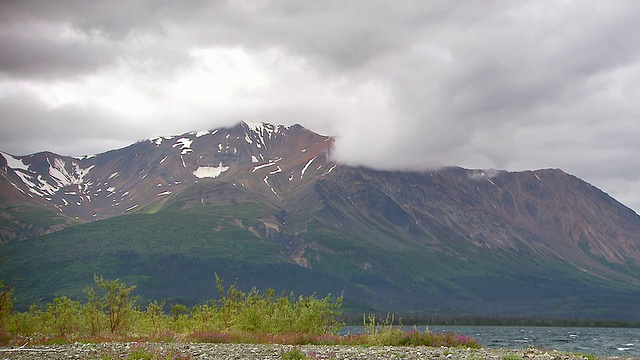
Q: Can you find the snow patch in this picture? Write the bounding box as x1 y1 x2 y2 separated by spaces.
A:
47 158 93 188
159 156 168 164
126 204 139 212
173 138 193 155
193 162 230 179
108 172 118 179
196 130 210 137
252 162 278 172
1 152 28 171
324 163 338 176
263 176 278 196
244 121 276 149
300 157 316 180
251 155 259 163
157 191 172 196
38 175 58 195
10 153 95 197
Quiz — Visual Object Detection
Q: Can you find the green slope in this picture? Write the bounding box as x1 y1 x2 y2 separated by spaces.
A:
0 203 360 308
3 192 640 319
0 203 79 241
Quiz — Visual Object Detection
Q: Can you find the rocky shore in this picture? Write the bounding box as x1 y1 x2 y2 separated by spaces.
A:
0 342 616 360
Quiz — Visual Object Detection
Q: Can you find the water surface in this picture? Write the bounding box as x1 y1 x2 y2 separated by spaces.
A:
339 326 640 356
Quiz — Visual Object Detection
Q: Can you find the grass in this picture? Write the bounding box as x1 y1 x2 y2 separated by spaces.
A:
575 353 599 360
281 347 308 360
502 355 523 360
98 343 193 360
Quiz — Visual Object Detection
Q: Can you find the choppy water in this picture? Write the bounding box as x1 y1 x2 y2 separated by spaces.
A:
339 326 640 356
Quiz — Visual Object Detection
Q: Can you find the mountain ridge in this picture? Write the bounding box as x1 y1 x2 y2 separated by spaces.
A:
2 121 640 318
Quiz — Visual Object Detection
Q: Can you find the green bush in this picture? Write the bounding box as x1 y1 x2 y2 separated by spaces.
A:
4 274 480 349
47 296 84 335
214 274 343 335
0 280 13 331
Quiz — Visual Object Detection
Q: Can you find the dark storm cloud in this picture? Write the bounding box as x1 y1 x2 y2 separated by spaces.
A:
0 92 144 156
2 1 640 211
0 27 116 78
0 0 169 38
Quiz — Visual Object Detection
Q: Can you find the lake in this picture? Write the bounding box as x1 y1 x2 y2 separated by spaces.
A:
338 326 640 356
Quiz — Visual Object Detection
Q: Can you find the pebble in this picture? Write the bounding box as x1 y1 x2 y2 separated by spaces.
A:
0 343 616 360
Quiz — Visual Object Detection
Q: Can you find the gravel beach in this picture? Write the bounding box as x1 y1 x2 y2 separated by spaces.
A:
0 343 620 360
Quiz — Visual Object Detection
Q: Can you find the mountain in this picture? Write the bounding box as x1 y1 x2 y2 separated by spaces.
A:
2 122 640 319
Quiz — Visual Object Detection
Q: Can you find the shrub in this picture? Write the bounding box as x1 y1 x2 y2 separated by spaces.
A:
281 346 308 360
83 275 139 335
47 296 84 335
0 280 13 331
362 314 481 348
4 274 481 349
214 274 343 335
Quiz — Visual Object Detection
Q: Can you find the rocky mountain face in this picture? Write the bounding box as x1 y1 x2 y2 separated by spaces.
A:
2 122 640 319
0 122 334 241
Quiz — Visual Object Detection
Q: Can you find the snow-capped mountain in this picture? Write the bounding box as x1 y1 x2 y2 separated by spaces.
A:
2 121 640 318
0 122 335 239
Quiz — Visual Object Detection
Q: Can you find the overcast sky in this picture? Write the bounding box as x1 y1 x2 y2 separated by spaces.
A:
2 1 640 212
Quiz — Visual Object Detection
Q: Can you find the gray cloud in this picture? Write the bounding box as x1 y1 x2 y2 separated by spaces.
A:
0 25 115 79
2 1 640 212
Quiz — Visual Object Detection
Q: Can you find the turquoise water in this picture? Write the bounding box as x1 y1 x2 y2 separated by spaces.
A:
339 326 640 356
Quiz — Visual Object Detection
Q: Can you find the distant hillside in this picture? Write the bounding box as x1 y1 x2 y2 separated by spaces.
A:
2 122 640 319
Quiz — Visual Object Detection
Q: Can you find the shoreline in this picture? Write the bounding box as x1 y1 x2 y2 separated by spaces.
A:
0 342 618 360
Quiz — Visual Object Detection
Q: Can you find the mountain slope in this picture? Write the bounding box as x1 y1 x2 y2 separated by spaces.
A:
2 122 640 319
0 122 334 238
